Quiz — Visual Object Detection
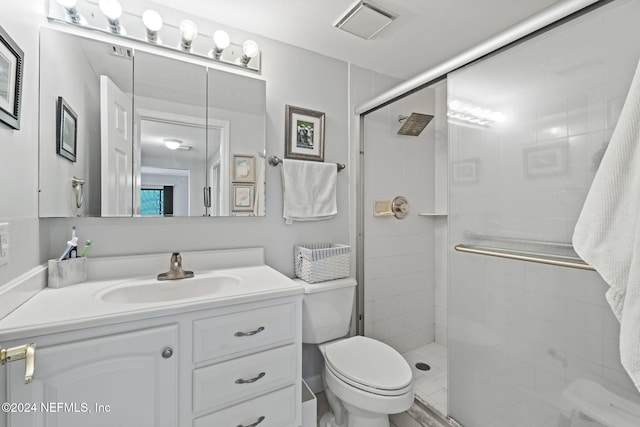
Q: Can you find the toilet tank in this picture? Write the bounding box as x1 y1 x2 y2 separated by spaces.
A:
295 277 357 344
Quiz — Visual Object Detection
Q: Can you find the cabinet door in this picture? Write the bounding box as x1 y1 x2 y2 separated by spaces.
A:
7 325 178 427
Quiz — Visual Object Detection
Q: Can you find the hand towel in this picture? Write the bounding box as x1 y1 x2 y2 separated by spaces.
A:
282 159 337 223
572 58 640 392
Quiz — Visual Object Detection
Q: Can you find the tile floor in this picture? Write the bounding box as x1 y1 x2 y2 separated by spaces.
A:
401 342 448 417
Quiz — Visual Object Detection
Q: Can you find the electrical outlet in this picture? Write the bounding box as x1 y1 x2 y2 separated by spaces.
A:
0 222 8 266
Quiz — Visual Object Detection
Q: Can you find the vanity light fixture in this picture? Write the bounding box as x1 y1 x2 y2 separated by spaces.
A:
55 0 82 24
179 20 198 51
142 10 163 44
99 0 123 34
209 30 230 59
238 40 259 66
164 138 183 150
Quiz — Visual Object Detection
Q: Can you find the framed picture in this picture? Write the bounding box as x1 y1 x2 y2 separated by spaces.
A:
523 142 567 177
0 25 24 130
56 97 78 162
285 105 325 162
232 183 254 212
232 154 255 182
452 158 478 183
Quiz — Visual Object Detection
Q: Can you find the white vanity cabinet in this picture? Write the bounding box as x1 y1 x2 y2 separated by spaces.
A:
6 325 179 427
1 295 302 427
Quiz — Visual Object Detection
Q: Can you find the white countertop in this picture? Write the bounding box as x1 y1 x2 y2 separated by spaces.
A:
0 265 303 341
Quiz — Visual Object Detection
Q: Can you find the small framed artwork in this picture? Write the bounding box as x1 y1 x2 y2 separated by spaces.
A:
523 142 567 177
232 183 254 212
452 158 479 183
232 154 256 182
285 104 325 162
0 24 24 130
56 96 78 162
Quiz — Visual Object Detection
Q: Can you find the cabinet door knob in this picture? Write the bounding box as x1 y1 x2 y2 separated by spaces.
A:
161 347 173 359
235 372 265 384
234 326 265 337
237 415 265 427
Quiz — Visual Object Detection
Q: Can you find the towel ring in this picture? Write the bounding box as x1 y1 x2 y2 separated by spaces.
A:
268 155 345 172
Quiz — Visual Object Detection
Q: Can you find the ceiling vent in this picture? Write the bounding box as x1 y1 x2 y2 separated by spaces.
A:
334 1 396 40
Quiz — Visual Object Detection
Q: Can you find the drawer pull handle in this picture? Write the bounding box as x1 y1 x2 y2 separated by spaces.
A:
235 372 266 384
237 416 265 427
234 326 265 337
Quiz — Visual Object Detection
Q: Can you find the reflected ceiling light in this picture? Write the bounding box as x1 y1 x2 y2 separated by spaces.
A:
164 138 182 150
238 40 259 66
179 20 198 51
142 10 163 44
448 99 506 127
209 30 230 59
55 0 82 24
99 0 123 34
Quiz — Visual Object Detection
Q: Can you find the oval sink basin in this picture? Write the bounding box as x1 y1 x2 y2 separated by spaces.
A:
100 274 242 304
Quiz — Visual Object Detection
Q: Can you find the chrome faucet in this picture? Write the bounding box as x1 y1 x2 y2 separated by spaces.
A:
157 252 195 281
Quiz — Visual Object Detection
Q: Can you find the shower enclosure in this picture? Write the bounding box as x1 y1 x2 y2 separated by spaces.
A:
360 0 640 425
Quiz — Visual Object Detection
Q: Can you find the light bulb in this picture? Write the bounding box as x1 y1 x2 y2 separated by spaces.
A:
99 0 122 20
242 40 259 58
142 10 163 32
180 20 198 42
164 139 182 150
56 0 78 8
213 30 230 50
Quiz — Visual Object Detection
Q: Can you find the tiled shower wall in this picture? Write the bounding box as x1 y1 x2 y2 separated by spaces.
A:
362 85 438 354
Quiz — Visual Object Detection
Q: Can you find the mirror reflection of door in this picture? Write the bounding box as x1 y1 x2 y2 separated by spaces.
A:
100 75 133 217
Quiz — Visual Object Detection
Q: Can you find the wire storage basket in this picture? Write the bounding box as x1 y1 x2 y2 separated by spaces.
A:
294 243 351 283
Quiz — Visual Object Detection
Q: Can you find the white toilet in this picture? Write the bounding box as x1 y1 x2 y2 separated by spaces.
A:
297 277 414 427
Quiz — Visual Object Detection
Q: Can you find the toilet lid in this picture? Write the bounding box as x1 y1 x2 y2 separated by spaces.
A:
324 336 413 392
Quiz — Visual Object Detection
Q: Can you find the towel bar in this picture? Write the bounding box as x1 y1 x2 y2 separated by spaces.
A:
455 244 595 271
268 155 345 172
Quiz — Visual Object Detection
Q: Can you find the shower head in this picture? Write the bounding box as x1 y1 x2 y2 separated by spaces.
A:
397 113 434 136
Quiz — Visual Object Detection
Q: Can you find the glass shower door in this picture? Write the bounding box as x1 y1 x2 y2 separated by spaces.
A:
448 1 640 426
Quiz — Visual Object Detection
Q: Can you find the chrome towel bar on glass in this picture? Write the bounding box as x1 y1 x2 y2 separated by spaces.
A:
268 155 345 172
454 244 594 271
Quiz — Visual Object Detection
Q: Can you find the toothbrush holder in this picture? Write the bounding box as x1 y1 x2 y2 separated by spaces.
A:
48 257 88 288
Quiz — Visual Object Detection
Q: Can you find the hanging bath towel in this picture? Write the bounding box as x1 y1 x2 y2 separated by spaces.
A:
573 57 640 392
281 159 337 223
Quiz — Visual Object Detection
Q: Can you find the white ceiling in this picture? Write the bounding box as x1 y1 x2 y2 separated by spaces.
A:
148 0 563 79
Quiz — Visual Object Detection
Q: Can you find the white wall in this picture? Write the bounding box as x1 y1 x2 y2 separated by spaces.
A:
0 2 46 289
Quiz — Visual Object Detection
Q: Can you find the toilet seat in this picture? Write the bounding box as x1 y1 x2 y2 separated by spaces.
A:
324 336 413 397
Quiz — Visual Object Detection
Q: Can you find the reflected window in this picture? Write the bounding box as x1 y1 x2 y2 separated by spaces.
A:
140 186 174 216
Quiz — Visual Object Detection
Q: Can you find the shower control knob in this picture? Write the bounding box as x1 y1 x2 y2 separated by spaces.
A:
392 196 410 219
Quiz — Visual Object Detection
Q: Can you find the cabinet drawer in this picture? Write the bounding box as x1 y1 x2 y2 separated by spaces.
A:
193 303 296 362
193 344 296 413
193 385 296 427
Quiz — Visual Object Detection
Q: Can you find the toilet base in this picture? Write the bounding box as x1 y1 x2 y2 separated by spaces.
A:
342 401 390 427
319 408 390 427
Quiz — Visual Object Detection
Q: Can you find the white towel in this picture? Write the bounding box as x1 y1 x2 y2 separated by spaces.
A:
573 58 640 392
282 159 337 223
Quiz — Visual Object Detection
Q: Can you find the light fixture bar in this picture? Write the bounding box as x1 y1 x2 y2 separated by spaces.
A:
46 0 262 73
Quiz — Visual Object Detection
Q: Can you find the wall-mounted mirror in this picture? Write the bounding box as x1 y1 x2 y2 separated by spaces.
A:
38 28 266 218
